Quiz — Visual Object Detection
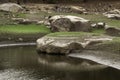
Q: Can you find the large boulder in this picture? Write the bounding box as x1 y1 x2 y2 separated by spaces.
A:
0 3 23 13
49 15 91 32
36 32 113 55
36 36 84 54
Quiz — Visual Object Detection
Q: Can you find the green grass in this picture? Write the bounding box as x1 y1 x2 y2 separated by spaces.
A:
47 32 101 37
0 24 51 34
90 29 106 34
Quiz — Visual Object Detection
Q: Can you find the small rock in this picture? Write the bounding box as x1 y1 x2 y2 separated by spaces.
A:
105 26 120 36
97 22 106 29
18 38 23 41
91 22 105 29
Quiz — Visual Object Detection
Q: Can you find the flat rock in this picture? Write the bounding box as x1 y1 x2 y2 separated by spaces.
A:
36 33 113 55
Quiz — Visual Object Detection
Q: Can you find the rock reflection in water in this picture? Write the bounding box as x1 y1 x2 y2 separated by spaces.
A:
38 54 107 71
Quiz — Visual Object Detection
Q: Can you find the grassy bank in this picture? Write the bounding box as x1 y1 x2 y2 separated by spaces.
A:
0 24 51 42
0 24 51 34
47 32 101 37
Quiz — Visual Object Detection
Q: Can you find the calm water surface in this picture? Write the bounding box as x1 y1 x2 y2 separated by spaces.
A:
0 46 120 80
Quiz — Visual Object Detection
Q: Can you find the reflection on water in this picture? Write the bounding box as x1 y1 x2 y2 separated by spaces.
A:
0 46 119 80
38 54 107 71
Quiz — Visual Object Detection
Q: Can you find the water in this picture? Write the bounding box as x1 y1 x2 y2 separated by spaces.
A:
0 46 120 80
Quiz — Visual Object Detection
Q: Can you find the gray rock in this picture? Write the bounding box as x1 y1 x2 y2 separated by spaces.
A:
91 22 105 29
106 14 120 20
107 9 120 14
105 26 120 36
36 34 113 55
70 6 86 14
103 9 120 20
0 3 23 13
51 18 73 32
49 15 91 32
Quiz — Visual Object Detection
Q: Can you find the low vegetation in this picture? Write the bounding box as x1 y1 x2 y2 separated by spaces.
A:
47 32 101 37
0 24 51 34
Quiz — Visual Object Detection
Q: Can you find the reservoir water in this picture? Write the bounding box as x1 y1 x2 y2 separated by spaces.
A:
0 46 120 80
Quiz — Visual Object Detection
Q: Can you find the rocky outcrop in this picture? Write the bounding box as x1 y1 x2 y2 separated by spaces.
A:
36 33 115 55
0 3 23 13
36 36 84 54
49 15 91 32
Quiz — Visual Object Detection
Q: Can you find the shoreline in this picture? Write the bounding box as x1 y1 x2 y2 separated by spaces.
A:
0 42 36 47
